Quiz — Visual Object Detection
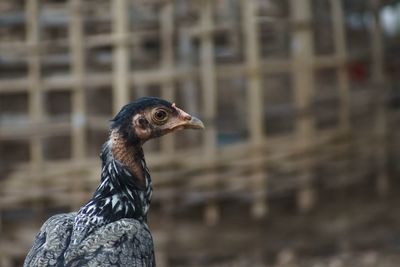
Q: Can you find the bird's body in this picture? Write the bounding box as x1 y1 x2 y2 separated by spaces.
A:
25 213 154 267
24 97 204 267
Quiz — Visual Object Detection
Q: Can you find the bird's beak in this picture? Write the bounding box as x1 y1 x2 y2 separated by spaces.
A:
183 116 205 130
169 103 205 131
169 115 205 131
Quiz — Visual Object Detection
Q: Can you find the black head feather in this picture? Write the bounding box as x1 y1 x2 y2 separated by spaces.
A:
111 97 172 129
110 97 173 145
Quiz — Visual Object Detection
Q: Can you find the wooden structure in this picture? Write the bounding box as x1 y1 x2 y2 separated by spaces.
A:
0 0 399 265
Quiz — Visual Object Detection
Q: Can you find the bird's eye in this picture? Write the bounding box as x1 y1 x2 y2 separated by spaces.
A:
152 109 168 124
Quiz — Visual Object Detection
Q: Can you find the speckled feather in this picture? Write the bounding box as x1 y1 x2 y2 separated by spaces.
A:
24 130 155 267
24 213 76 266
70 148 152 246
24 213 154 267
64 218 154 267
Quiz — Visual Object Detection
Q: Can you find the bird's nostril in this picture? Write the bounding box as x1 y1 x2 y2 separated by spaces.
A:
185 115 192 121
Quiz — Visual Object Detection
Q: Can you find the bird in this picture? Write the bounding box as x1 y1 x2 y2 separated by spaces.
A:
24 97 204 267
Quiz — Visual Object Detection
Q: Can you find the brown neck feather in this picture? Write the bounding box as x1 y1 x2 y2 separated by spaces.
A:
110 130 145 186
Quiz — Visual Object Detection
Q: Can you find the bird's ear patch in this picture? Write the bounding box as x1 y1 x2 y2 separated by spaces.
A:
132 114 152 140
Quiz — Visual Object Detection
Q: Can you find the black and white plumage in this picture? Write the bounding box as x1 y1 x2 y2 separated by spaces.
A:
24 97 204 267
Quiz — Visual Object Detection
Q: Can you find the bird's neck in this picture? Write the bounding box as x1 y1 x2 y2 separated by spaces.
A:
93 131 153 219
108 130 147 186
70 131 152 246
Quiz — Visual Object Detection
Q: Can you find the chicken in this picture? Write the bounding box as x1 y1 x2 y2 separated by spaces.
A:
24 97 204 267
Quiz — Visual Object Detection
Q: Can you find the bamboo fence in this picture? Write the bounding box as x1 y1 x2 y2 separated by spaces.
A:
0 0 399 265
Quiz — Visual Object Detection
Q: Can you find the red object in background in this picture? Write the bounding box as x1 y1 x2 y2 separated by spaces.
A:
349 61 368 83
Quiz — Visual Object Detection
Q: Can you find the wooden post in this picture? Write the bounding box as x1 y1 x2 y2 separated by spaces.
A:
199 0 219 226
70 0 86 160
242 0 263 145
26 0 44 170
331 0 350 133
156 3 176 266
200 0 217 155
290 0 316 212
242 0 267 219
112 0 130 113
25 0 47 221
178 31 198 121
160 1 175 155
370 0 388 196
69 0 87 209
330 0 355 207
178 26 199 152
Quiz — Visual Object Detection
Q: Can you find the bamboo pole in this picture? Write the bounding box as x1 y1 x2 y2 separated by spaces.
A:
69 0 87 209
1 56 362 94
330 0 353 201
157 3 176 266
242 0 263 145
70 0 86 160
370 0 388 196
290 0 316 212
331 0 350 133
26 0 43 170
199 0 219 225
200 0 217 153
25 0 47 223
178 30 199 152
242 0 267 219
112 0 130 114
160 1 175 155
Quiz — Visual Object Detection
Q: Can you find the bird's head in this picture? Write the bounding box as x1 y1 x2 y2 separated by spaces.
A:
110 97 204 146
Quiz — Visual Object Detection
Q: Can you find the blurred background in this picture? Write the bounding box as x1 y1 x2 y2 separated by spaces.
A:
1 0 400 266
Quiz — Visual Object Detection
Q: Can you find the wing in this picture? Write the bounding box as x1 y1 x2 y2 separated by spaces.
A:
64 218 155 267
24 212 76 267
